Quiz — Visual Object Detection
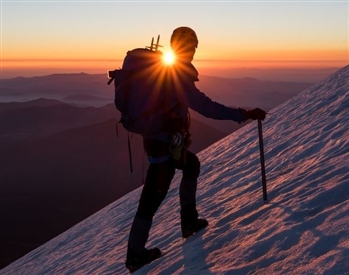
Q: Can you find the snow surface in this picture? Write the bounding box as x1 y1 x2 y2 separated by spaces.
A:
1 65 349 275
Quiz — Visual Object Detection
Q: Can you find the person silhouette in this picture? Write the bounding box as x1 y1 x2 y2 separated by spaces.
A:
125 26 266 272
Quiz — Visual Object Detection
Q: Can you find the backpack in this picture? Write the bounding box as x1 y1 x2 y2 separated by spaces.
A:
108 36 169 136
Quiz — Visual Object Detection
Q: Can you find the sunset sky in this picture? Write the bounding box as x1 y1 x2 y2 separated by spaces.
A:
1 0 348 78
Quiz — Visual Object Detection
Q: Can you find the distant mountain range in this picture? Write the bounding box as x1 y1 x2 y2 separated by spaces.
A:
0 73 314 268
1 73 312 108
0 73 313 133
0 98 227 268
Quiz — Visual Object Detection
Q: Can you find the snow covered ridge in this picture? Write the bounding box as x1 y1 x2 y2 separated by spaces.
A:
1 65 349 275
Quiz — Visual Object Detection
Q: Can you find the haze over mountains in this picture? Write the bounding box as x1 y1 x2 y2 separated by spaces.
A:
0 72 319 268
1 73 312 108
1 72 312 134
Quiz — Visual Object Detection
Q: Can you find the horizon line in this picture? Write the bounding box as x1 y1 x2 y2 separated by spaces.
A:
2 58 348 63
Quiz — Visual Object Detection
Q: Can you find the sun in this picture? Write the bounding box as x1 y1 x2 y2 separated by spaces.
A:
163 51 175 65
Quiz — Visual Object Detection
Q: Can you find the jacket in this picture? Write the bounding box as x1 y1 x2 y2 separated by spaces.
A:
143 62 245 142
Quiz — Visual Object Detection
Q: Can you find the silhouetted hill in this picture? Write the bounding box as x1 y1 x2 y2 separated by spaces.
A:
0 102 116 138
0 73 111 106
1 119 139 268
0 98 67 110
1 73 106 95
61 94 110 106
0 112 226 267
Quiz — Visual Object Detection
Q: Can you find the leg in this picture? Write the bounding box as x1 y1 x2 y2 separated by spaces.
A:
127 158 175 254
176 151 200 226
177 150 208 237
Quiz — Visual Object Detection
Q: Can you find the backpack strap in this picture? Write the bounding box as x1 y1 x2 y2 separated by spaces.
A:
127 132 134 173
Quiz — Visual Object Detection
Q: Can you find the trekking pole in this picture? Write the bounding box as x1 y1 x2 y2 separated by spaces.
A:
257 119 268 203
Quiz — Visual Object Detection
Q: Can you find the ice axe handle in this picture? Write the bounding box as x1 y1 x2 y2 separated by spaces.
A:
258 119 268 203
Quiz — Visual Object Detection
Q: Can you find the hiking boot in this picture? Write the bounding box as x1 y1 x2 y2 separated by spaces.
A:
181 218 208 238
125 247 161 273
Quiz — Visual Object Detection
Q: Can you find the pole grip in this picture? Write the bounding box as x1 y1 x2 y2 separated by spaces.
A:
258 119 268 203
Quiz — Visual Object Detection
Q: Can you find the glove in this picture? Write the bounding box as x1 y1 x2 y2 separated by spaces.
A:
243 108 266 121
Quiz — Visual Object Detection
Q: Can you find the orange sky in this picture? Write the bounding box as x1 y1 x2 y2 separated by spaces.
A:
2 49 347 79
1 1 348 78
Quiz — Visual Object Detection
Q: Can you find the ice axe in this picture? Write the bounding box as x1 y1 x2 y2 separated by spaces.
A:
258 119 268 203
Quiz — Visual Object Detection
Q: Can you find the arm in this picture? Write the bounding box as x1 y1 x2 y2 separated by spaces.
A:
183 80 245 123
174 63 266 123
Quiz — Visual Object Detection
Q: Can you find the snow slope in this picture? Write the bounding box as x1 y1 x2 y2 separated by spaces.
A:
1 65 349 275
